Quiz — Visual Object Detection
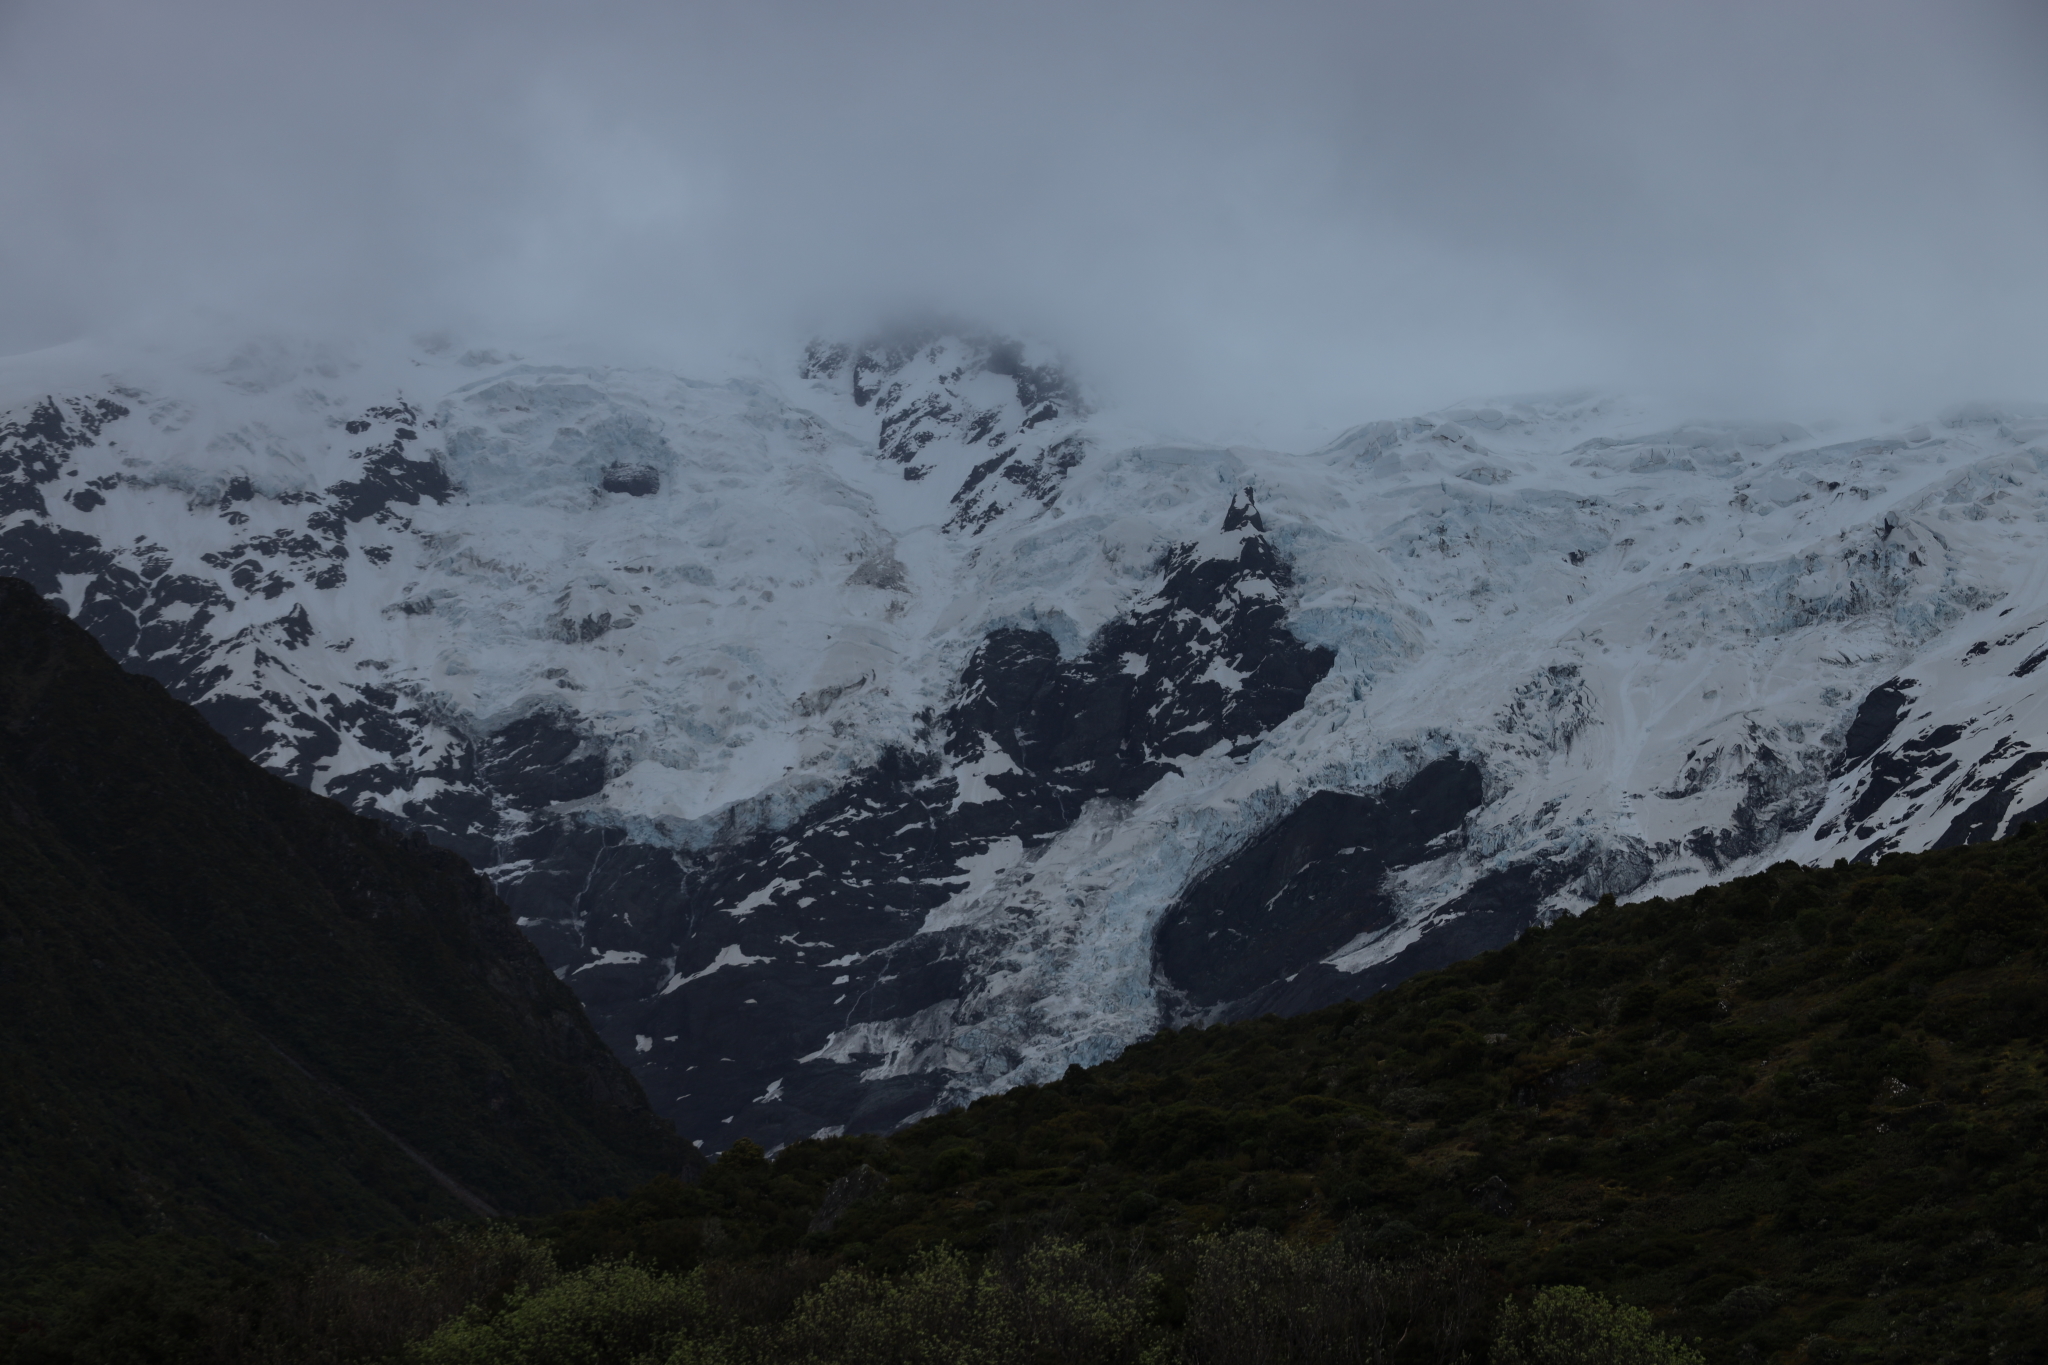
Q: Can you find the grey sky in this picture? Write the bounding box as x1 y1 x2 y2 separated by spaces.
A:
3 0 2044 442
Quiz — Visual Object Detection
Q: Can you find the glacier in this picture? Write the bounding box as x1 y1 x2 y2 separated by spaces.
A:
4 329 2047 1151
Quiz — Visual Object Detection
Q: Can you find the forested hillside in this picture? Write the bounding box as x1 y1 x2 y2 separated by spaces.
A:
9 815 2045 1361
531 835 2048 1360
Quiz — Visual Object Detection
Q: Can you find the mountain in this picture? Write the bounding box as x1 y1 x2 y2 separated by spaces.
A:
0 577 699 1260
3 331 2047 1152
523 825 2048 1362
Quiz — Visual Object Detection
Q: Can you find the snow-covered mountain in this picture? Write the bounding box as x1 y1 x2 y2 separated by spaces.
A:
5 330 2048 1151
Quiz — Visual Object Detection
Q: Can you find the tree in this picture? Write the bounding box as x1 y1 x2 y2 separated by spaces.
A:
1490 1286 1704 1365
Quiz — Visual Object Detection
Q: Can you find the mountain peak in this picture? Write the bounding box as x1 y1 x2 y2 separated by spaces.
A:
802 329 1087 532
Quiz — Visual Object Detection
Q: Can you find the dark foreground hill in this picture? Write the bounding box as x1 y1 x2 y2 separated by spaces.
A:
0 576 701 1260
523 834 2048 1361
6 776 2047 1361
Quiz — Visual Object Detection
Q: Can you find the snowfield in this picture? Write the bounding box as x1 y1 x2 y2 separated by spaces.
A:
5 330 2045 1149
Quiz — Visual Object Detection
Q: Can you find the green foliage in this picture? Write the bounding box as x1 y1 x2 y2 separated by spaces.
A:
0 1222 557 1365
411 1259 705 1365
509 823 2044 1360
16 816 2048 1361
388 1233 1488 1365
1490 1286 1703 1365
758 1240 1160 1365
1175 1233 1490 1365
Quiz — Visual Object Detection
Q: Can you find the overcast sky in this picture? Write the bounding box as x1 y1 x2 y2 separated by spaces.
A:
2 0 2044 442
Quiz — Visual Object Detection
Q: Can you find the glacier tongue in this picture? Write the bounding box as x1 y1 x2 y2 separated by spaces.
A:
6 334 2048 1150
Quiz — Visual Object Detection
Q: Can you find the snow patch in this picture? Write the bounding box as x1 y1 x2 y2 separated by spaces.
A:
661 943 772 994
949 742 1020 809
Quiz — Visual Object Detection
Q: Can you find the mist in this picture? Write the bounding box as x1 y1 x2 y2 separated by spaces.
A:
3 0 2045 445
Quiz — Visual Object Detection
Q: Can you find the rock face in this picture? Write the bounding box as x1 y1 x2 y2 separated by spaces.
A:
5 334 2048 1151
597 488 1335 1145
0 576 698 1258
800 332 1087 532
1154 758 1489 1015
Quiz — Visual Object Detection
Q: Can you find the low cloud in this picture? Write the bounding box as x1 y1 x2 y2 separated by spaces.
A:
3 0 2044 442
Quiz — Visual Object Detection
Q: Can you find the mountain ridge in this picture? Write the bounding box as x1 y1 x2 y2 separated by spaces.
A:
4 332 2047 1150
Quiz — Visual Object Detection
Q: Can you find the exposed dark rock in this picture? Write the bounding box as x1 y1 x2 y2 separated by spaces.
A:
804 330 1089 532
324 403 454 524
1833 677 1917 777
1154 759 1486 1010
944 488 1333 798
0 396 128 507
539 495 1335 1150
600 463 661 496
1205 855 1585 1023
1934 750 2048 849
1846 722 1967 830
845 551 908 591
481 707 609 808
0 520 115 597
0 397 483 846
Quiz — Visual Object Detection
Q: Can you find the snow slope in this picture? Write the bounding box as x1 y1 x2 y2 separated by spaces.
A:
5 331 2046 1150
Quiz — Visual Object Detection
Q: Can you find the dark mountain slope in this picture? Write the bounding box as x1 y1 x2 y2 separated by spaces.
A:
0 577 700 1261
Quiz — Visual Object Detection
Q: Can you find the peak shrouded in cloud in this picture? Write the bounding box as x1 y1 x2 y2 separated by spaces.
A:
2 0 2045 442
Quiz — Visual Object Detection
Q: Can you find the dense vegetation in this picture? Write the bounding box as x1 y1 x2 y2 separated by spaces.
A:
10 819 2047 1362
535 833 2048 1362
0 577 698 1257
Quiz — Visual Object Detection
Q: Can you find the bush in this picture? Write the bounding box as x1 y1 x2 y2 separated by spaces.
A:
0 1222 561 1365
1179 1232 1381 1365
765 1240 1159 1365
422 1235 1480 1365
249 1223 559 1364
1490 1286 1703 1365
411 1259 707 1365
765 1245 995 1365
1176 1232 1490 1365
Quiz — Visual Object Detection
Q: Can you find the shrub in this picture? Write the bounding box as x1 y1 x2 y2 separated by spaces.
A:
747 1246 982 1365
1000 1238 1160 1365
1176 1232 1490 1365
1617 985 1659 1025
1490 1286 1703 1365
1178 1232 1386 1365
763 1240 1159 1365
410 1260 707 1365
266 1223 560 1363
1653 988 1719 1028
